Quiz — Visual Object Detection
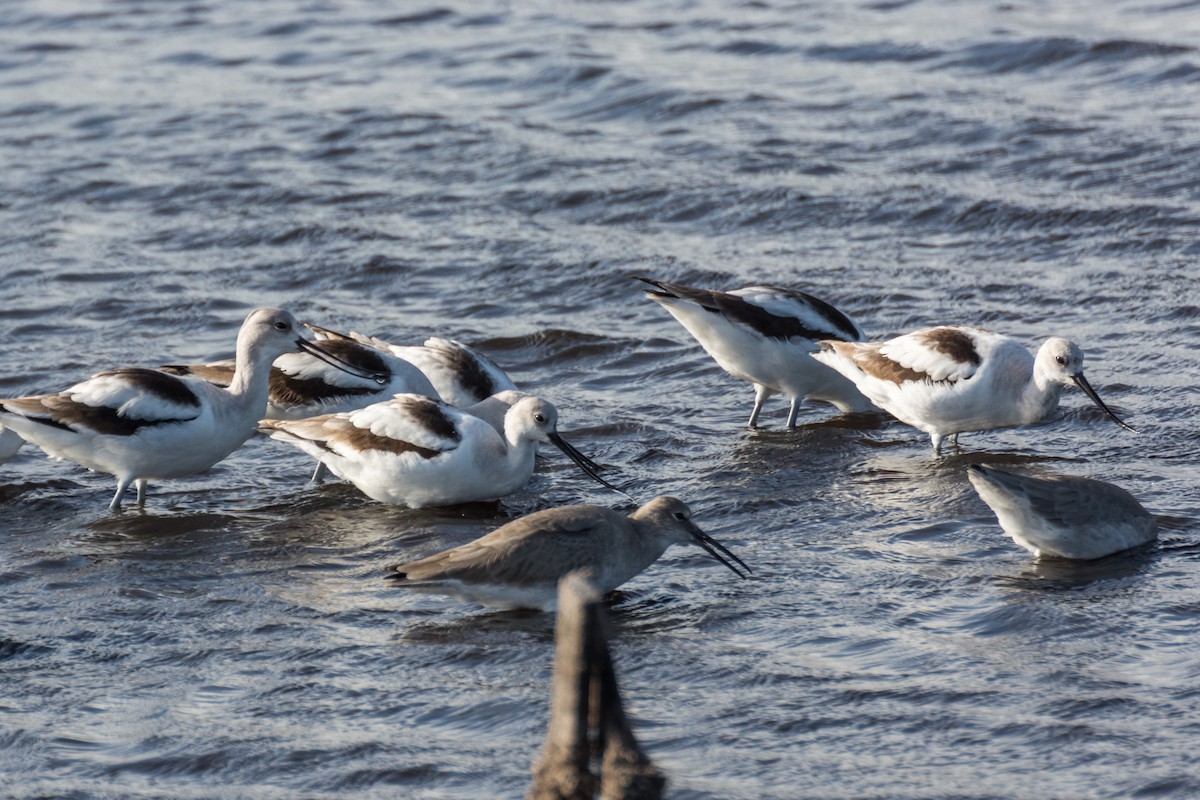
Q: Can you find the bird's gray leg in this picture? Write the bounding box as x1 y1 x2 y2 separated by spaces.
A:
135 479 148 507
931 433 944 457
311 461 327 483
949 433 962 452
109 477 134 511
747 385 769 429
785 397 802 429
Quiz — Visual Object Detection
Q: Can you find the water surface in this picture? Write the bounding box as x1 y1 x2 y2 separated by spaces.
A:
3 1 1200 797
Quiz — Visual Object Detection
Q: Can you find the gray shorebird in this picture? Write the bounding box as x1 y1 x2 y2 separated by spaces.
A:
968 465 1156 560
385 496 751 609
0 308 376 510
635 276 872 428
813 325 1135 455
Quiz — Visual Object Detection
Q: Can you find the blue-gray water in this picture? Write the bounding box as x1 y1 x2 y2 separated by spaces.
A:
3 1 1200 798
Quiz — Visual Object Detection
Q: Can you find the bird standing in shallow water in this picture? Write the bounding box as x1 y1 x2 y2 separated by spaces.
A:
0 308 376 510
385 496 750 610
635 276 872 428
812 325 1135 455
259 393 621 508
968 465 1156 560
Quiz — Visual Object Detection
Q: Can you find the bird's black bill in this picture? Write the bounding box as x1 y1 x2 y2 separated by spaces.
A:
1072 374 1136 433
296 338 388 383
555 433 604 472
547 431 633 500
687 521 751 579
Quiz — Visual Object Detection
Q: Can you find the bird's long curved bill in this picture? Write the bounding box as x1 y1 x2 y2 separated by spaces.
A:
686 520 751 579
296 338 388 383
1072 373 1136 433
547 431 633 500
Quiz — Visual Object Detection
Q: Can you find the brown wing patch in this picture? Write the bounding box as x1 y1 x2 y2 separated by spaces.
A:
269 368 377 407
916 328 981 367
98 368 203 407
395 395 462 442
328 425 440 459
159 362 234 388
427 342 501 404
853 348 935 384
2 395 190 436
822 340 953 386
312 338 390 375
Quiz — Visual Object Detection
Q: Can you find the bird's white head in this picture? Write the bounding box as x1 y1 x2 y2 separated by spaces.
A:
1037 337 1086 386
506 396 631 498
506 396 560 443
238 307 388 381
1037 337 1135 433
239 307 304 364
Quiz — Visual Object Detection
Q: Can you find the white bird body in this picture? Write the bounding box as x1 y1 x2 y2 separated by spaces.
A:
260 393 614 508
968 465 1156 560
0 425 22 463
385 496 750 610
349 333 517 408
0 308 369 509
813 326 1134 454
636 277 872 427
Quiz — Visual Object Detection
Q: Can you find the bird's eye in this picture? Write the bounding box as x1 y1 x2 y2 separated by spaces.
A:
534 413 546 423
1054 355 1066 365
672 511 686 521
274 321 289 331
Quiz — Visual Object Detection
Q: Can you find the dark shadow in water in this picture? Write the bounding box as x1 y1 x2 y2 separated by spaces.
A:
398 605 556 644
855 448 1079 484
80 510 241 543
996 543 1158 591
0 477 81 504
739 409 888 434
393 587 699 645
1154 513 1195 533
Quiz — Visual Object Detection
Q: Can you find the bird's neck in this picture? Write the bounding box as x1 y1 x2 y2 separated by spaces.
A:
503 433 538 471
224 337 276 415
1020 363 1064 423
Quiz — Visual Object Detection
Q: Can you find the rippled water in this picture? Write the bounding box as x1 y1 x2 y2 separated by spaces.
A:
3 1 1200 797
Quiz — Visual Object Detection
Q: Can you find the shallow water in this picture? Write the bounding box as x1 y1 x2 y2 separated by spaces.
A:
3 1 1200 797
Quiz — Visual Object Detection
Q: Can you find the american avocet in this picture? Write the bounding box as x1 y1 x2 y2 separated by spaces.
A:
259 393 624 508
812 326 1135 455
0 308 376 510
385 496 750 609
0 425 23 464
161 324 442 483
160 324 435 420
634 276 872 428
968 465 1156 560
348 333 517 407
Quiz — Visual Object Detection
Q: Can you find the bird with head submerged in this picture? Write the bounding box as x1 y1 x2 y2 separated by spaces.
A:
0 307 380 510
813 325 1135 455
635 276 873 428
385 496 751 610
346 331 518 408
968 465 1156 560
